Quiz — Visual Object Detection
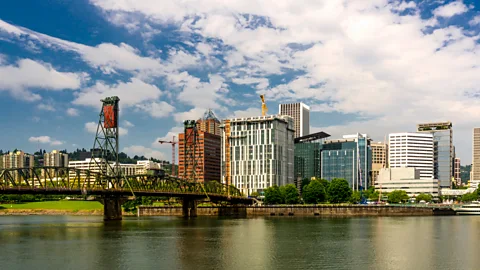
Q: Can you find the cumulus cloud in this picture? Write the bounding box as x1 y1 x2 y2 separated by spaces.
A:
37 103 56 111
85 122 128 136
134 101 175 118
433 1 469 18
470 15 480 26
0 59 82 101
123 145 166 160
123 120 134 127
66 108 79 116
28 136 64 146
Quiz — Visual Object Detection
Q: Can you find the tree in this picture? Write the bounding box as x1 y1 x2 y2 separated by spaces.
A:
301 178 311 193
264 185 283 204
280 184 300 204
387 190 409 203
350 191 362 204
460 192 478 202
327 178 352 203
415 193 433 203
303 180 326 204
250 191 260 197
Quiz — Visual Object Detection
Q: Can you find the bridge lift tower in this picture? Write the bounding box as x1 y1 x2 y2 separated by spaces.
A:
183 120 200 182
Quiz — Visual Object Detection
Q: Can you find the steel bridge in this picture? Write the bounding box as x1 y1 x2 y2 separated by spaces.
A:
0 167 252 220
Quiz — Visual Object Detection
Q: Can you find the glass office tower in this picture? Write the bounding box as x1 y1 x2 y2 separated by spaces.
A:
294 132 330 181
321 134 372 191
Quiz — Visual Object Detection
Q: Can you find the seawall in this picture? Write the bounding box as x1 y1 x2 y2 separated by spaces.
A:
138 205 456 217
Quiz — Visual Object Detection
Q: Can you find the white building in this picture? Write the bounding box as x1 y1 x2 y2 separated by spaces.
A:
375 168 440 197
44 150 69 167
221 115 295 195
68 159 162 176
388 132 434 179
472 128 480 180
279 102 310 138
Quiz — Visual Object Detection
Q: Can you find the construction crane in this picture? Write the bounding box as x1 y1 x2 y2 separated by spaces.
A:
260 94 268 116
158 136 177 177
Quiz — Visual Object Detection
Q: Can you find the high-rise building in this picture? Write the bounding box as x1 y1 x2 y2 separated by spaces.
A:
371 142 388 186
454 157 461 186
197 109 221 136
279 102 310 138
417 122 453 187
1 150 35 180
294 132 330 186
472 128 480 181
221 115 295 195
44 150 69 167
321 134 372 190
388 133 434 179
178 128 221 183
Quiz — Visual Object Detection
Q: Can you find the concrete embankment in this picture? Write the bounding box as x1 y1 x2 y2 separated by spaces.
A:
138 205 456 217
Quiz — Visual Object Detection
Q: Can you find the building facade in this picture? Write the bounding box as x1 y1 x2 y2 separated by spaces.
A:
197 109 222 136
179 127 221 183
294 132 330 184
221 115 295 195
2 151 34 169
279 102 310 138
375 168 440 197
472 128 480 180
321 134 372 191
454 157 461 186
44 150 69 167
389 133 434 179
371 142 388 186
69 159 162 176
417 122 453 187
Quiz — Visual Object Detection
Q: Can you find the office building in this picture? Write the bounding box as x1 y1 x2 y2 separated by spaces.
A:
454 157 461 186
44 150 69 167
294 132 330 186
279 102 310 138
389 133 434 179
371 142 388 186
179 127 221 183
375 168 440 197
196 109 221 136
417 122 453 187
69 159 162 176
321 134 372 190
472 128 480 180
221 115 295 195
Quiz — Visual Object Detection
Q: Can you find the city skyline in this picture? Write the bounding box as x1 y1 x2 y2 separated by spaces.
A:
0 0 479 164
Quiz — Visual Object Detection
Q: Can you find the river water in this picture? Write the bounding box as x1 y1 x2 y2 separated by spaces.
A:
0 215 478 270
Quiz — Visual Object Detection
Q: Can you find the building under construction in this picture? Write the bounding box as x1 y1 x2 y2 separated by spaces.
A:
178 110 222 182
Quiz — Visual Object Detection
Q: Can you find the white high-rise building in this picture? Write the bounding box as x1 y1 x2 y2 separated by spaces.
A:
472 128 480 181
44 150 69 167
279 102 310 138
221 115 295 195
388 133 434 179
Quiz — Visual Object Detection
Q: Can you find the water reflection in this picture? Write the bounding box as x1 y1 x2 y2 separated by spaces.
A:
0 216 479 270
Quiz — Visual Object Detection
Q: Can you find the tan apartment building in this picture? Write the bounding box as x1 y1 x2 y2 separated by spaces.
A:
371 142 387 186
473 128 480 181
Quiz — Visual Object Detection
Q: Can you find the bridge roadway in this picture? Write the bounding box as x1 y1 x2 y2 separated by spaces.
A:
0 166 253 220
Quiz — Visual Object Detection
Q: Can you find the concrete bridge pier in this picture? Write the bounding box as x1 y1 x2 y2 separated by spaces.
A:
101 196 126 221
182 198 197 218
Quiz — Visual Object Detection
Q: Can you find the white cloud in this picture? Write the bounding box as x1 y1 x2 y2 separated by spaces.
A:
28 136 64 146
229 107 262 118
470 15 480 26
123 120 134 127
37 103 56 111
66 108 79 116
0 59 82 101
73 78 163 108
85 121 128 136
123 145 166 160
433 1 469 17
134 101 175 118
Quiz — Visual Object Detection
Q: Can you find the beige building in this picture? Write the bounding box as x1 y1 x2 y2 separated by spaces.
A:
454 157 461 186
44 150 69 167
375 168 440 197
472 128 480 180
279 102 310 138
371 142 387 186
2 151 34 169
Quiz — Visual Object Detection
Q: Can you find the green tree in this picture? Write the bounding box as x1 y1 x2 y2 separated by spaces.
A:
327 178 352 203
264 185 283 204
250 191 260 197
349 191 362 204
460 192 478 202
415 193 433 203
303 180 326 204
301 178 311 193
318 178 330 191
281 184 300 204
387 190 409 203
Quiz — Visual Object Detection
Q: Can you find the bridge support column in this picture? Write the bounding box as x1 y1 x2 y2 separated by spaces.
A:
182 198 197 218
102 196 125 221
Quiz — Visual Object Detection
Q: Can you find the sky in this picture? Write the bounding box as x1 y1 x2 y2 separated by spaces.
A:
0 0 479 164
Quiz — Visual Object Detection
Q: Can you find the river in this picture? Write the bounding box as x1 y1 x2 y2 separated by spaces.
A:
0 216 478 270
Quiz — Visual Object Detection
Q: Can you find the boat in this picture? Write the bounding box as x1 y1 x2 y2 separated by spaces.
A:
455 201 480 215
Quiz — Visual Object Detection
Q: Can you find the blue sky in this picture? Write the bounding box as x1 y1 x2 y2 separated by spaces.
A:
0 0 479 163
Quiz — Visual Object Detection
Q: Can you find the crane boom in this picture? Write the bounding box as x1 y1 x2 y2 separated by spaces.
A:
260 94 268 116
158 136 177 177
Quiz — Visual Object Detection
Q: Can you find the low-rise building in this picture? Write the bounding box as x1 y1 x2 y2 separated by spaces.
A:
68 159 162 176
375 168 440 197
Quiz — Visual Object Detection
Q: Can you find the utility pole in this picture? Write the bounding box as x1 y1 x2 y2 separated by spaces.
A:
158 136 177 177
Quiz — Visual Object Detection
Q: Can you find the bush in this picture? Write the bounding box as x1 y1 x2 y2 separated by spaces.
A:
327 178 352 203
349 191 362 204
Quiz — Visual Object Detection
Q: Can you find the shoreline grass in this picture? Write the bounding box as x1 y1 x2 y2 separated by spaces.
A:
0 201 103 211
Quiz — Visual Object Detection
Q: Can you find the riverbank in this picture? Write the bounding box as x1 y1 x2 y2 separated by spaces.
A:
0 201 104 216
